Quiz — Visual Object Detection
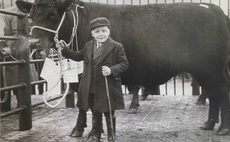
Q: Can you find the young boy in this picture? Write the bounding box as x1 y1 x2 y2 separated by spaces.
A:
62 17 129 142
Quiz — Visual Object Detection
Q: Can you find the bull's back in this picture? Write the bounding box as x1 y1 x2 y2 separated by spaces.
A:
117 3 229 85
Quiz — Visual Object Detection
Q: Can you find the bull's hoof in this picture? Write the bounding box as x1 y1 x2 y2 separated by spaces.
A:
84 133 100 142
200 120 215 130
69 127 83 137
70 130 83 137
127 108 138 114
140 95 148 100
195 99 206 105
217 129 230 135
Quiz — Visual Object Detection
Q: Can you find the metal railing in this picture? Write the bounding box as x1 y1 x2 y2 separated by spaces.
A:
0 10 32 131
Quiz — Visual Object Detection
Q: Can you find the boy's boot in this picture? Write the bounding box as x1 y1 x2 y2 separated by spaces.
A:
86 113 102 142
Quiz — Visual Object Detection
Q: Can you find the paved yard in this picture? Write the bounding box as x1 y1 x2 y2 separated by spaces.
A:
1 93 230 142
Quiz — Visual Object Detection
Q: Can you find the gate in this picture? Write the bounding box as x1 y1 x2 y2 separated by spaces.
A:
0 9 32 130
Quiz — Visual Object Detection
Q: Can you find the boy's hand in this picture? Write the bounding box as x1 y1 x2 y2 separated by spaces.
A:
55 42 65 50
102 66 111 76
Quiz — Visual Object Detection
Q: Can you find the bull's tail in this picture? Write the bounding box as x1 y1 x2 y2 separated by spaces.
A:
226 15 230 50
226 15 230 45
224 16 230 85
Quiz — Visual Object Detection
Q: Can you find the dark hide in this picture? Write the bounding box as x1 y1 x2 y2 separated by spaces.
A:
16 0 230 133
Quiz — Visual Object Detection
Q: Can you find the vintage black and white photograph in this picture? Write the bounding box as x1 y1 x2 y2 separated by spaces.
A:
1 0 230 141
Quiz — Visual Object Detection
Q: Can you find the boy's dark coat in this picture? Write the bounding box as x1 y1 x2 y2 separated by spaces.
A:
62 37 129 112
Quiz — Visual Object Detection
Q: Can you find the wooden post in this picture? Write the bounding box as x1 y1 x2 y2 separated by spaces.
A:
17 13 32 131
18 36 32 130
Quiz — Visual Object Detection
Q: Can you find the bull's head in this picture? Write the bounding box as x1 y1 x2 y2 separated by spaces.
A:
16 0 77 57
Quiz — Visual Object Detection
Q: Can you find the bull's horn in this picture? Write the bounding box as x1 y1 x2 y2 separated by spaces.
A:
29 38 40 45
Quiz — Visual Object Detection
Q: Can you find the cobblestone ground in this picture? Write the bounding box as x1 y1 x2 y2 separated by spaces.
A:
1 80 230 142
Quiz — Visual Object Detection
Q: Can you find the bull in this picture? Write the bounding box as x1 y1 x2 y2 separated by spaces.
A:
16 0 230 135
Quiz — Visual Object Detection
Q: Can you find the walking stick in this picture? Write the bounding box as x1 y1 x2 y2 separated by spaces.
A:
105 76 115 142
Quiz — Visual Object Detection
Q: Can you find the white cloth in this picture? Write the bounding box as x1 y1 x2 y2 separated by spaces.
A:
96 42 102 49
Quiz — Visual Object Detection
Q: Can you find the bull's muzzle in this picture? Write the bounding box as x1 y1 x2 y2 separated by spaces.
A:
29 38 40 45
28 38 40 49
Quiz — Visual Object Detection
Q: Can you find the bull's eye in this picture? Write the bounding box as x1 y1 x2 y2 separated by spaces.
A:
33 4 48 16
47 12 56 20
50 15 55 19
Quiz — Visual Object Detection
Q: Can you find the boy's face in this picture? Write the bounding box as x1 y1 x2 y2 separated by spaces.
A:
91 26 110 43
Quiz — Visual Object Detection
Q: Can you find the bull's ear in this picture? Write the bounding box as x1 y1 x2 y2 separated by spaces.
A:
58 0 75 14
16 0 32 13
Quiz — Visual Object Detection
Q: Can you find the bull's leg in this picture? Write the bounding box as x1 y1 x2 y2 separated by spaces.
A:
196 89 208 105
141 86 160 100
217 86 230 135
140 86 148 100
127 85 140 114
200 94 219 130
70 108 87 137
129 89 139 108
200 87 230 135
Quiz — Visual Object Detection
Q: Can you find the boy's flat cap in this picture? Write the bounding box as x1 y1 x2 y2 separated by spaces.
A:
89 17 111 30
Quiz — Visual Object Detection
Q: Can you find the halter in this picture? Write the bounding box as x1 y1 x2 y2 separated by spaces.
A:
30 4 84 50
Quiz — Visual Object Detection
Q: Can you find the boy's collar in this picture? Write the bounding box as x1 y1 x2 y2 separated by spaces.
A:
94 36 111 46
